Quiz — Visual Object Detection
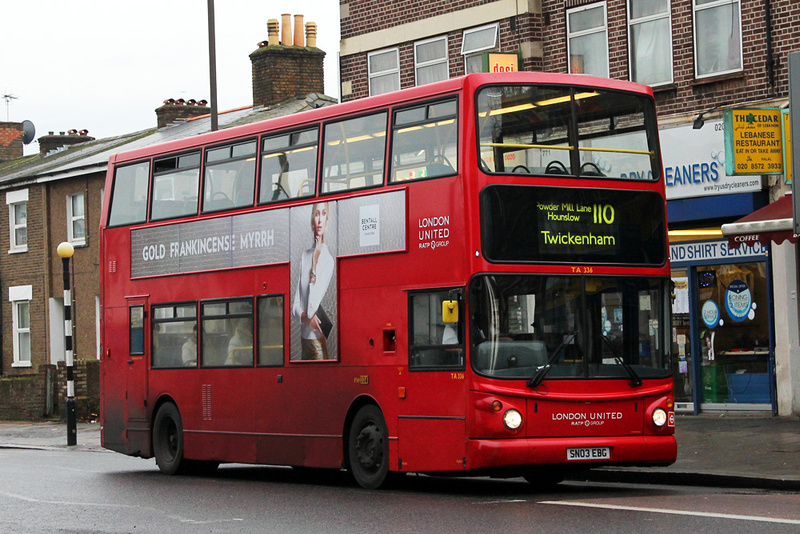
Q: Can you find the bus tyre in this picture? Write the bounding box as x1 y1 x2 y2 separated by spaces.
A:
152 403 185 475
348 405 389 489
522 468 565 488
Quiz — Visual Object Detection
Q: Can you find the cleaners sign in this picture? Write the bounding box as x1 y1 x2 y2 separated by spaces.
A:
724 108 784 175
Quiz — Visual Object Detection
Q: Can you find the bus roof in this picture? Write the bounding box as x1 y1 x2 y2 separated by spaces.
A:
109 72 654 166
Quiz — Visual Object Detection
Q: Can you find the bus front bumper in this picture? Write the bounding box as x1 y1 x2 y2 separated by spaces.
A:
465 434 677 471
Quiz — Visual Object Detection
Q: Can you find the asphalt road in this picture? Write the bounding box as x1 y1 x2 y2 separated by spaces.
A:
2 447 800 534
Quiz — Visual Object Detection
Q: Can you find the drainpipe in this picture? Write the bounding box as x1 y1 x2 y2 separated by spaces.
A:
765 0 775 91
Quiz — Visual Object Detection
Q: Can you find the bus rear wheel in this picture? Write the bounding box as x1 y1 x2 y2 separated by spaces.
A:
348 405 389 489
152 403 185 475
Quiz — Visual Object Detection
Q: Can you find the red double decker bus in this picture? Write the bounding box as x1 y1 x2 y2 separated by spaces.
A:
100 72 675 489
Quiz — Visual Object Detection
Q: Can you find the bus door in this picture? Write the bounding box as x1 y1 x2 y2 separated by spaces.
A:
125 298 150 450
398 289 467 472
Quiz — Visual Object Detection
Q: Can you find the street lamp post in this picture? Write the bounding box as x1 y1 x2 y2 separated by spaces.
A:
57 242 76 446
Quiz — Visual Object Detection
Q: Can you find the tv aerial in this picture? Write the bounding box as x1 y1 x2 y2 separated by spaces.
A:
2 93 18 121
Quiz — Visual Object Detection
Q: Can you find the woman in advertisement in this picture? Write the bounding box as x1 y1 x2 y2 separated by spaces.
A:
292 202 334 360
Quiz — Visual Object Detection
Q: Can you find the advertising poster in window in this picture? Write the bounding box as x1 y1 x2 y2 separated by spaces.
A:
290 202 338 361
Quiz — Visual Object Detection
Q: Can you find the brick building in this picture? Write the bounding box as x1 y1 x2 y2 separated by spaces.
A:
0 14 333 420
338 0 800 415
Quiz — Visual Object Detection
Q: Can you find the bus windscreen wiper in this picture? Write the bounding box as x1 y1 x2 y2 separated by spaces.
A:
600 334 642 388
527 331 577 388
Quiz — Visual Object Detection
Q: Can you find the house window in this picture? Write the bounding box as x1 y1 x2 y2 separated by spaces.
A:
7 189 28 253
693 0 742 78
628 0 673 86
368 49 400 96
415 36 449 86
461 23 498 74
566 2 609 78
9 285 33 367
67 193 86 245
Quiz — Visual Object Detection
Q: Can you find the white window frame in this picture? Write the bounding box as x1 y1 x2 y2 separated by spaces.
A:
461 23 499 74
566 2 609 78
693 0 743 79
414 36 449 86
7 188 28 254
9 285 33 368
368 48 400 96
628 0 673 86
67 192 86 246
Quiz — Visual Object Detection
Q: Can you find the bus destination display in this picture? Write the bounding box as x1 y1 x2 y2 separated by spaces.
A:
481 185 666 265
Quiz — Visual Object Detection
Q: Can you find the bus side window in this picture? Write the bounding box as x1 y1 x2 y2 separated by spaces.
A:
257 295 284 366
201 299 254 367
129 305 145 355
151 303 198 368
391 99 458 182
109 161 150 227
260 129 318 202
408 289 464 370
321 112 387 193
151 152 201 221
203 141 257 213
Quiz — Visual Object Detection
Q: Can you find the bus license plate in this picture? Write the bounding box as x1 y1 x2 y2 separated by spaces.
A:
566 447 611 461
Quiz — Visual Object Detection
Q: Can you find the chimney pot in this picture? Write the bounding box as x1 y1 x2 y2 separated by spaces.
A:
294 15 304 46
281 14 291 45
267 19 279 46
306 22 317 48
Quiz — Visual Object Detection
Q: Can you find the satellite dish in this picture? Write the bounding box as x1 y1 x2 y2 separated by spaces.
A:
22 120 35 145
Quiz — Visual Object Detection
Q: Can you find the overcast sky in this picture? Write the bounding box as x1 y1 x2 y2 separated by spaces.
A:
1 1 340 155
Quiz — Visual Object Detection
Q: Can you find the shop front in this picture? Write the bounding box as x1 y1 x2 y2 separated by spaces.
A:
670 240 774 413
661 118 775 413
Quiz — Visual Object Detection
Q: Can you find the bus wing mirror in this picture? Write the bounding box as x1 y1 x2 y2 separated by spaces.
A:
442 300 459 323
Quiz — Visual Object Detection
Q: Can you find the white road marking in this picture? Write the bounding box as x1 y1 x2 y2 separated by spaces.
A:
539 500 800 525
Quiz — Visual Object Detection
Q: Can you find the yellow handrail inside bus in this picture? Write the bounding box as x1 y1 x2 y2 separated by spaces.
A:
481 143 573 151
480 142 653 156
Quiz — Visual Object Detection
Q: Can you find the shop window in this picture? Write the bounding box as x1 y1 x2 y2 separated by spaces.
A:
695 262 769 405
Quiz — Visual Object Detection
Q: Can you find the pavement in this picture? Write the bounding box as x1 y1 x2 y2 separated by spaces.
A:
1 414 799 490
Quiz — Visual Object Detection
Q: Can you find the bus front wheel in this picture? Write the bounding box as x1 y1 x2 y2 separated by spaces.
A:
348 405 390 489
152 402 185 475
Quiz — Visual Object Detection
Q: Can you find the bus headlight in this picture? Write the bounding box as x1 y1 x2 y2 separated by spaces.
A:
503 409 522 430
652 407 668 427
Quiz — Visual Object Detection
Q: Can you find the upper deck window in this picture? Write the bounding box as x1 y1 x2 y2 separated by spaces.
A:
151 152 201 221
202 141 257 213
391 99 458 182
260 129 318 203
321 112 387 193
477 84 659 181
108 161 150 227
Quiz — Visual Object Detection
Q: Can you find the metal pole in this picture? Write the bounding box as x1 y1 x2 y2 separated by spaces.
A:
58 242 76 446
207 0 219 131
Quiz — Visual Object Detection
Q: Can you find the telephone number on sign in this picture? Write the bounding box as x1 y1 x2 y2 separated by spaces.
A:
566 447 611 461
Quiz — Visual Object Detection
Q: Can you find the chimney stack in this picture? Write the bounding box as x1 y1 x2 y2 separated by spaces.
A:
155 98 210 128
0 122 24 161
250 14 325 109
38 130 95 156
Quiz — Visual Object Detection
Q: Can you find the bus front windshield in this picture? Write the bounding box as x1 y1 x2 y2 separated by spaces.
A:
469 275 670 382
477 84 659 180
